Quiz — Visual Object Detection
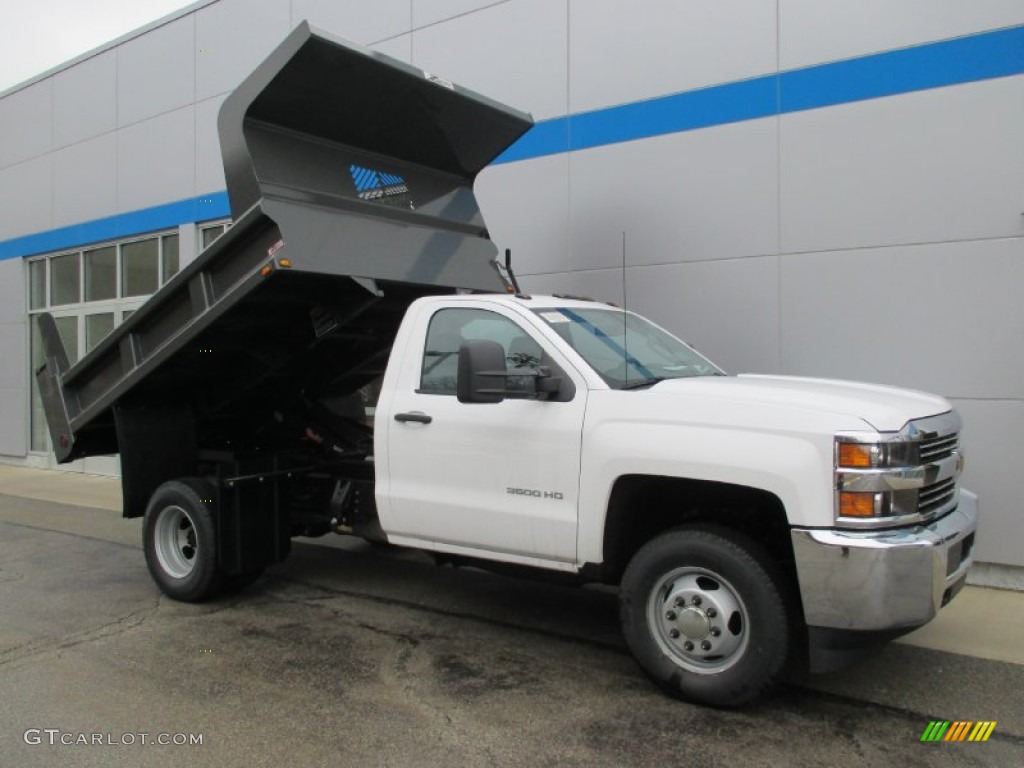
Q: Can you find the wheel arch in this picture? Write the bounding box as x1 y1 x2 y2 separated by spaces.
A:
598 475 797 589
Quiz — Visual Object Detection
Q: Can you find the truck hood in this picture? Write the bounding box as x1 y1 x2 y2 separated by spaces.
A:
648 374 951 432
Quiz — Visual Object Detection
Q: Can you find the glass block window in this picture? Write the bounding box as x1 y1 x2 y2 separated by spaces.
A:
29 319 47 451
50 253 80 306
29 260 46 310
84 246 117 302
25 224 204 456
122 238 159 297
53 315 79 366
162 234 180 283
201 223 226 250
85 312 115 353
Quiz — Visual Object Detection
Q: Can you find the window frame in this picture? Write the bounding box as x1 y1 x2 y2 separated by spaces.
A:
416 307 567 400
24 228 186 455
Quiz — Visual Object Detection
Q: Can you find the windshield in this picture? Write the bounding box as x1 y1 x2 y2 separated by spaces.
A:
533 307 724 389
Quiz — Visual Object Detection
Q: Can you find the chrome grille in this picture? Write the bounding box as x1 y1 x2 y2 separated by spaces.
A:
919 433 959 463
915 424 960 518
918 477 957 515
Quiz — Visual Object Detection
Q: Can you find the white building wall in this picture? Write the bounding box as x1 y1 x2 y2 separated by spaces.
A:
0 0 1021 571
0 258 26 457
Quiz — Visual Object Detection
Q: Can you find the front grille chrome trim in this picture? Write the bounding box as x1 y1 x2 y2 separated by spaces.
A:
834 411 963 530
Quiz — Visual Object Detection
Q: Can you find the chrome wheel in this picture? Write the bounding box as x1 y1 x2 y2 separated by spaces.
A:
647 567 749 674
621 527 791 706
153 504 198 580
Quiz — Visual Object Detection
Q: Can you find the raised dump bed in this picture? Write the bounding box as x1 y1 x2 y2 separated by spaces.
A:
35 22 531 519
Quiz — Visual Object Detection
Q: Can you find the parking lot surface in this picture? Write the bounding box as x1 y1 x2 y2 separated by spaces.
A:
1 476 1022 767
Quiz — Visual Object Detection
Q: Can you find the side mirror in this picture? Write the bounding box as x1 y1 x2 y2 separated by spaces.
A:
457 340 564 403
457 340 507 403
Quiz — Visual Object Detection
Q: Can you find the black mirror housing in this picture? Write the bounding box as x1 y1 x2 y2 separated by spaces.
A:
457 340 507 403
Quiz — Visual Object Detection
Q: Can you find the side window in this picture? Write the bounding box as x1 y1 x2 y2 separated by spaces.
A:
420 308 543 395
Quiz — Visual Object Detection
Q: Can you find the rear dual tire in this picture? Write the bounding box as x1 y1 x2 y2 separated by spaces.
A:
143 478 262 601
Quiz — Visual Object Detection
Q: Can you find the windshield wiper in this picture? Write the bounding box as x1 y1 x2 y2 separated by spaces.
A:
620 377 665 390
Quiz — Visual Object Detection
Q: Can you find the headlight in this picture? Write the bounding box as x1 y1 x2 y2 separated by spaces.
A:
833 424 962 528
836 439 916 469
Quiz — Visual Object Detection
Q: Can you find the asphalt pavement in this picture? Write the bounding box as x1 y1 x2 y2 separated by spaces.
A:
1 464 1022 767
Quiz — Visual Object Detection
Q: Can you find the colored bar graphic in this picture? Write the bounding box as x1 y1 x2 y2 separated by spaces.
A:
945 721 972 741
921 720 997 742
921 721 949 742
968 722 998 742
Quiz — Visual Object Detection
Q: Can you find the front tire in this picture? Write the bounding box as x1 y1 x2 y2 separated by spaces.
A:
620 526 791 707
143 478 221 602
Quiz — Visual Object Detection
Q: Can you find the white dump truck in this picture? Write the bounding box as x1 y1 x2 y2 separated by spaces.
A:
36 24 977 706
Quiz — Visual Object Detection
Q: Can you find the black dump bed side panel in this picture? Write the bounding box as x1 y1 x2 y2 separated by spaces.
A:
35 22 532 465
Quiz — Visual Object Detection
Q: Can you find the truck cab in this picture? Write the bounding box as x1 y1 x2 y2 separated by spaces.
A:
373 292 977 705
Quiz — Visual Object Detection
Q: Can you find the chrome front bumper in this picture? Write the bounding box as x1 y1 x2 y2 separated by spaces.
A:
791 489 979 631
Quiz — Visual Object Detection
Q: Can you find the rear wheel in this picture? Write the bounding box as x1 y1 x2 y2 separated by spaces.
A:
620 526 791 707
144 478 221 602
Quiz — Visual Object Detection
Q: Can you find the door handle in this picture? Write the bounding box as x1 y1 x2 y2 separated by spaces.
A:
394 411 433 424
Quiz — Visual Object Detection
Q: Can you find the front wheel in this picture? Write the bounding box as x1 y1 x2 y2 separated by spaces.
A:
620 526 792 707
143 478 221 602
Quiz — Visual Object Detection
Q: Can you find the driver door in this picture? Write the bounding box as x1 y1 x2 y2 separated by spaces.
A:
382 303 586 565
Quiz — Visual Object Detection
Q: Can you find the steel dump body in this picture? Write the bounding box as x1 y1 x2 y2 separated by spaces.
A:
36 23 531 476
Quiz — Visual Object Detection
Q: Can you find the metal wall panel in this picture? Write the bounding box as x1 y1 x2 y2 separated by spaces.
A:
570 0 777 113
0 321 26 390
476 153 571 278
0 389 27 457
413 0 504 28
951 398 1024 568
116 107 196 213
0 260 27 457
779 238 1024 400
52 134 117 229
0 80 52 170
626 257 782 375
195 94 227 196
117 15 196 127
780 76 1024 254
568 119 779 271
53 51 116 149
195 0 292 101
412 0 568 119
0 156 52 241
780 0 1024 69
371 35 412 63
292 0 412 44
0 259 26 324
519 271 576 296
565 259 781 376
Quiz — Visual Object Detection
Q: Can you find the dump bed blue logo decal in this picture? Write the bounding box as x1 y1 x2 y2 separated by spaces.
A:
349 164 414 208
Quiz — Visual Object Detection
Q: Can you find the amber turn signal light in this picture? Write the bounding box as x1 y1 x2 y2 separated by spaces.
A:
839 492 876 517
838 443 874 468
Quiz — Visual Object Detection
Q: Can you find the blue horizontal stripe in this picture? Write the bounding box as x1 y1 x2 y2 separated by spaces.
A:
495 23 1024 163
571 75 778 153
0 192 231 261
3 24 1023 259
780 24 1024 113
